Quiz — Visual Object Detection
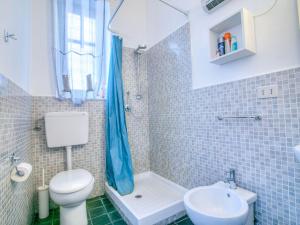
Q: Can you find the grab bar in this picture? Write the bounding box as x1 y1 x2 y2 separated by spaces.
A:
217 115 262 121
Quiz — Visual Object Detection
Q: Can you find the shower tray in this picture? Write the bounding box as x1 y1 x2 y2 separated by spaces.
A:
105 172 188 225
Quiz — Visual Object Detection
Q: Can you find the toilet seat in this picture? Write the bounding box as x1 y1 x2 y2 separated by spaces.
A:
50 169 93 194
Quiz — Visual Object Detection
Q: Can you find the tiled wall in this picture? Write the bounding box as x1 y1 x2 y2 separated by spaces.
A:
123 49 150 173
32 98 105 198
32 47 150 199
147 24 300 225
0 74 35 225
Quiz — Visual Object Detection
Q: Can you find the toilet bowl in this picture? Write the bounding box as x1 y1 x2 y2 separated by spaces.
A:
49 169 95 225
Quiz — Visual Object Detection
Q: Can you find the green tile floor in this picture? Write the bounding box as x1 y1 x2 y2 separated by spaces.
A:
33 195 193 225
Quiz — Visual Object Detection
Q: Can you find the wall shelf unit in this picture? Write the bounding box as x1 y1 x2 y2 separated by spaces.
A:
209 8 256 65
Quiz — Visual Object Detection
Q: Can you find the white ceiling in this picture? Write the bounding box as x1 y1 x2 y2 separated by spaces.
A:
160 0 201 11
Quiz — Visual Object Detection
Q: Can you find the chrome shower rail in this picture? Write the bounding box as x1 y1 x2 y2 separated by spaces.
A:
217 115 262 121
157 0 189 17
108 0 125 35
108 0 188 35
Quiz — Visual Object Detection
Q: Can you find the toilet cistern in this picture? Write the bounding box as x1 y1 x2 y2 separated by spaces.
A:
45 112 89 170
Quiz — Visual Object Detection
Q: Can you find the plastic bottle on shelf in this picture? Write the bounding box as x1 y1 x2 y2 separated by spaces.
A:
224 32 232 54
217 36 225 56
231 35 238 51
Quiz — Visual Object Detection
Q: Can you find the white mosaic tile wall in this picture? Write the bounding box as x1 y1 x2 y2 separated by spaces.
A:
32 48 150 200
123 49 150 173
0 74 35 225
32 98 105 199
147 24 300 225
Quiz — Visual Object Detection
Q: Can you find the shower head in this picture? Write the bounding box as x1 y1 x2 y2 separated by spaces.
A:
135 45 147 55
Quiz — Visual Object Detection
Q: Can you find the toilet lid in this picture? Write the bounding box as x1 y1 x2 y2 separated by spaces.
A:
50 169 93 194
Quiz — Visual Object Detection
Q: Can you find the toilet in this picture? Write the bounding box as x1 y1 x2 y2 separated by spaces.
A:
45 112 94 225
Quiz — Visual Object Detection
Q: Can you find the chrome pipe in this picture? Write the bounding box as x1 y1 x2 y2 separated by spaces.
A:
108 0 125 35
157 0 189 17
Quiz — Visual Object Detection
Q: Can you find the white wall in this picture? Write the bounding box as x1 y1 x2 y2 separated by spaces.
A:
30 0 56 96
146 0 188 47
145 0 300 89
0 0 31 92
189 0 300 89
110 0 147 48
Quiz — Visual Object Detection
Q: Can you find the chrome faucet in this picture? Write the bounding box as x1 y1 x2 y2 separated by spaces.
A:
225 169 237 189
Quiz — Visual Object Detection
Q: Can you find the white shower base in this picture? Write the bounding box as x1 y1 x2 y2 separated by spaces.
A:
105 172 188 225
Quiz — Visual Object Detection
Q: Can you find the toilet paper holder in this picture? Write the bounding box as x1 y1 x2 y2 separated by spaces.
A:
9 153 33 182
10 152 20 163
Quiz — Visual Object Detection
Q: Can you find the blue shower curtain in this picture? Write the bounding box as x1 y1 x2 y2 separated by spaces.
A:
105 36 134 195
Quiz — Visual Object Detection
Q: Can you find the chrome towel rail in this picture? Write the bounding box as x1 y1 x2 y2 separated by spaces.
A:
217 115 262 121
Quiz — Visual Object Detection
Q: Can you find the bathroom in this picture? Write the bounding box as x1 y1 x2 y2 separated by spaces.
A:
0 0 300 225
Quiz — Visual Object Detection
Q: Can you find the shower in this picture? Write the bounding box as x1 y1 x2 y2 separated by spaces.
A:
135 45 147 55
124 45 147 115
134 45 147 100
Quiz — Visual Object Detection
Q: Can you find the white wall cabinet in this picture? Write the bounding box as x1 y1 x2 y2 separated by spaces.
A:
209 8 256 65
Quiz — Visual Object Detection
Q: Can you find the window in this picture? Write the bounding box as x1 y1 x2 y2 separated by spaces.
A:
67 12 96 91
53 0 111 105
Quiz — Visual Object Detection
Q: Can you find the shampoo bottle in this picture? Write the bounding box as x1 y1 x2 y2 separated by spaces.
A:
231 35 238 51
224 32 231 54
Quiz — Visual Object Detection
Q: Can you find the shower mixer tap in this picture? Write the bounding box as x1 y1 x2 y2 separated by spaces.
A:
125 105 131 112
125 91 131 112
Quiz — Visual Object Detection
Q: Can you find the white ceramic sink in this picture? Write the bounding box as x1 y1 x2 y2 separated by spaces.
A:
184 183 249 225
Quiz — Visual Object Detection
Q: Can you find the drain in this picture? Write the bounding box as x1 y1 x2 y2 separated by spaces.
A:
135 194 142 199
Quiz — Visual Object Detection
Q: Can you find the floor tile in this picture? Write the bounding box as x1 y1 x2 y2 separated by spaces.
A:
102 198 112 206
34 215 53 225
34 220 52 225
113 219 127 225
89 206 107 218
176 217 194 225
100 195 108 199
52 208 60 219
92 214 111 225
109 210 122 222
33 195 126 225
52 219 60 225
104 203 115 212
87 199 103 209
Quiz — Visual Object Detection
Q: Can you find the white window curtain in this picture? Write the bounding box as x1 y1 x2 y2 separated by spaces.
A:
52 0 111 105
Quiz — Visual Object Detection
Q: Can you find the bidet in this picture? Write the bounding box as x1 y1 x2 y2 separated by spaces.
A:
184 182 257 225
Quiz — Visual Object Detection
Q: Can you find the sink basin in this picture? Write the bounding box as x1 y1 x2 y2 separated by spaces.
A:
184 184 249 225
